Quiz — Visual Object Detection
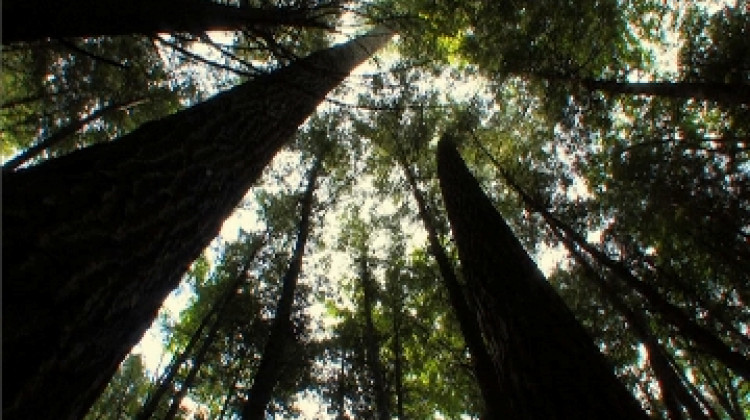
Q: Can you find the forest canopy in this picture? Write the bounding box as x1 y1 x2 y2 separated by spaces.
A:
2 0 748 419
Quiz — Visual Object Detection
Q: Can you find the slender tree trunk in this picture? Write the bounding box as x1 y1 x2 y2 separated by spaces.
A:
336 350 348 420
137 238 264 420
436 137 649 419
2 0 334 43
358 251 390 420
390 282 405 420
241 158 321 420
397 156 504 418
162 305 226 420
2 28 392 420
3 97 149 171
578 79 750 106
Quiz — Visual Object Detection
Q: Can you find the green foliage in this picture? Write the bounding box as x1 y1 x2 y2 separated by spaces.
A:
85 355 152 420
13 1 746 418
1 36 186 164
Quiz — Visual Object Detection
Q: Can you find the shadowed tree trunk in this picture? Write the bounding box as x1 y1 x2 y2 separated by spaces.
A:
241 158 321 420
436 137 649 419
2 28 392 420
577 79 750 106
2 0 335 43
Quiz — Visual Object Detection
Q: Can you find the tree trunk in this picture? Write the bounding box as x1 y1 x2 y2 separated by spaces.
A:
397 157 504 418
472 133 750 382
390 282 405 420
436 137 649 419
2 0 334 43
137 237 264 420
162 304 225 420
358 251 390 420
568 245 708 420
2 28 392 420
241 158 321 420
579 79 750 106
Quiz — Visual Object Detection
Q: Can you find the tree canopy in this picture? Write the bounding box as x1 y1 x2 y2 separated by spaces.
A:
2 0 748 419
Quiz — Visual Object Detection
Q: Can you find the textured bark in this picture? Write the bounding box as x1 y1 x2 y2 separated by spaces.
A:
241 158 320 420
2 0 333 43
578 79 750 106
398 157 504 418
437 137 649 419
2 28 392 420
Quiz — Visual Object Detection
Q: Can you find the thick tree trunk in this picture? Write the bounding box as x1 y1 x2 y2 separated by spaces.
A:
241 159 321 420
2 0 334 43
579 79 750 106
436 137 648 419
2 28 392 420
398 157 504 418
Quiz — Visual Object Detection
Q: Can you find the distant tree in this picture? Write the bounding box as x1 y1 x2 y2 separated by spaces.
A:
242 156 322 420
85 355 152 420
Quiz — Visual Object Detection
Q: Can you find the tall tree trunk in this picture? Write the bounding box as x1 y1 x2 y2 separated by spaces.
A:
2 0 334 43
397 156 504 418
358 250 390 420
163 301 227 420
472 134 750 382
577 79 750 106
241 158 321 420
436 137 649 419
137 237 264 420
2 28 392 420
336 349 348 420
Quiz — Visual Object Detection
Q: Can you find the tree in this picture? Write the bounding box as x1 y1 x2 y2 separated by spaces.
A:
437 137 648 419
2 28 392 420
242 156 322 419
85 355 153 420
2 0 338 43
135 236 265 420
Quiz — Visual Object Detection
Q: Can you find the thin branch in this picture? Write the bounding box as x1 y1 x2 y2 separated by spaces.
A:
55 38 130 69
154 35 256 77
